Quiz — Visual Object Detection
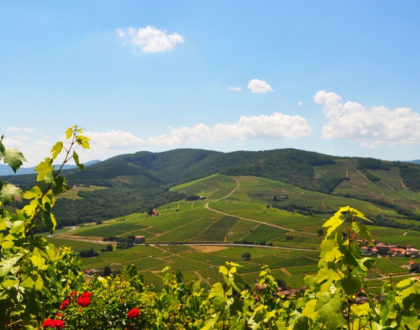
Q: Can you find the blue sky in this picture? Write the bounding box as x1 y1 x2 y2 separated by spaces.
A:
1 1 420 165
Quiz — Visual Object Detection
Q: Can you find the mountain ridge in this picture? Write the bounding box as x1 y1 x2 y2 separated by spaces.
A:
3 148 420 227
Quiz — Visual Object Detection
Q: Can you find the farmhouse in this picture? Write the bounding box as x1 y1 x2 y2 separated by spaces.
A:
408 261 420 273
407 247 420 258
376 243 390 255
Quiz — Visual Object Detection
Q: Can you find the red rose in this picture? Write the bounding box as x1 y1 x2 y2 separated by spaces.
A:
54 319 65 328
77 295 90 307
56 312 63 318
42 318 65 328
128 307 140 319
81 292 92 298
69 291 78 297
60 299 70 310
42 318 55 328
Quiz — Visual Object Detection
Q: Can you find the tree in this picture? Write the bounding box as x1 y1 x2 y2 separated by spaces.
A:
241 252 251 261
103 266 112 276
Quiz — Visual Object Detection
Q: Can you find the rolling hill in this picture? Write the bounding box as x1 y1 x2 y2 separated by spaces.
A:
3 148 420 228
49 173 420 288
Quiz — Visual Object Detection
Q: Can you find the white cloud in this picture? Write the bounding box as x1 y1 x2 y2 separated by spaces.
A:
2 136 25 149
145 113 311 146
116 26 184 53
227 86 242 92
247 79 273 94
85 130 144 149
315 90 420 147
6 126 34 133
77 113 311 158
4 113 312 166
297 101 304 107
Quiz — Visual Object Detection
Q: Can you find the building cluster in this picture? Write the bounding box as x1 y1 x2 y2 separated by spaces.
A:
360 240 419 258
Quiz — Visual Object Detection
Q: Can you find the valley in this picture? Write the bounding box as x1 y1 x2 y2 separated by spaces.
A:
46 171 420 289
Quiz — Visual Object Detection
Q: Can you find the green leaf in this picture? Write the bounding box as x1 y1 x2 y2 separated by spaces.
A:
9 220 25 235
0 218 6 231
293 316 311 330
30 249 46 269
351 221 372 241
76 135 90 149
219 265 228 276
316 293 343 328
3 148 26 173
322 213 344 237
35 158 54 182
0 183 22 204
341 276 362 295
23 185 43 200
35 275 44 290
73 151 84 170
0 138 5 156
41 203 56 231
52 175 68 195
50 141 63 160
209 282 226 312
0 253 22 277
65 127 73 139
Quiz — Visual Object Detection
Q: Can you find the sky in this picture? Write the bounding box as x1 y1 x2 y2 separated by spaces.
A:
1 1 420 166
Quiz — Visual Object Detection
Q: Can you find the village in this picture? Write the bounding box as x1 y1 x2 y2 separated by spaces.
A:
361 240 420 273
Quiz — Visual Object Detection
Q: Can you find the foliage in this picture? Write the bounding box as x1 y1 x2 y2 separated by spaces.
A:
0 126 89 328
241 252 251 261
1 134 420 328
79 248 99 258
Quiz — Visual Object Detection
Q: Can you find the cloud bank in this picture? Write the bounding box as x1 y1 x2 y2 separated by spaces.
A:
86 113 311 150
145 113 311 146
116 26 184 53
315 90 420 147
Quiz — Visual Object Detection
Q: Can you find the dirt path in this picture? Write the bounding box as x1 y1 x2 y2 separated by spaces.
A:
204 176 315 236
147 242 317 251
205 202 316 236
280 267 291 276
214 177 241 201
51 236 112 245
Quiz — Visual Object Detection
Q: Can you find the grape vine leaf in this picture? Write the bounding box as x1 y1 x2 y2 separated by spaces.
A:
0 183 22 204
3 148 25 173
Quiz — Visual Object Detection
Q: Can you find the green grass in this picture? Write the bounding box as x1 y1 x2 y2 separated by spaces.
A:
171 174 237 200
47 238 104 252
74 222 147 237
196 216 238 241
368 226 420 248
373 258 405 274
58 185 108 200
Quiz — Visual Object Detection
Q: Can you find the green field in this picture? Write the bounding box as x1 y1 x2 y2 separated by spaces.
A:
317 160 420 215
171 174 237 200
58 185 108 200
51 174 418 288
